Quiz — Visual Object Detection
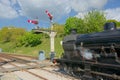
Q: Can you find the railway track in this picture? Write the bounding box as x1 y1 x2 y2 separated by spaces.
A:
0 54 48 80
0 53 78 80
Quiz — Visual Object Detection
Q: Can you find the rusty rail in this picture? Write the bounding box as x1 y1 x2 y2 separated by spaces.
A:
0 54 48 80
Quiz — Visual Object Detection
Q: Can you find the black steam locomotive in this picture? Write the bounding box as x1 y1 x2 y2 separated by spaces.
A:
54 22 120 80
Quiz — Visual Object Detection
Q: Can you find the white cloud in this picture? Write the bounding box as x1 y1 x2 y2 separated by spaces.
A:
75 12 87 19
11 0 17 5
0 0 18 19
0 0 108 21
70 0 107 12
0 0 11 6
17 0 71 21
76 8 120 22
75 8 120 22
17 0 108 21
105 8 120 21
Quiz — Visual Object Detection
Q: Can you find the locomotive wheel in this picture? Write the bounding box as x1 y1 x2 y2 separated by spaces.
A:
63 63 68 73
97 75 114 80
62 63 74 75
60 63 70 74
67 65 73 75
97 76 104 80
72 66 84 78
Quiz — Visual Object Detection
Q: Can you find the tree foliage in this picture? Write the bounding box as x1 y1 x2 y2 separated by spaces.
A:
53 23 65 37
84 10 106 33
64 17 82 34
106 19 120 27
0 26 42 47
64 10 106 34
0 27 26 43
53 23 64 33
17 32 41 47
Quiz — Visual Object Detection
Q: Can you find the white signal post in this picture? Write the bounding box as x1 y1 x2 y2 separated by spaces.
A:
49 21 57 53
46 10 57 60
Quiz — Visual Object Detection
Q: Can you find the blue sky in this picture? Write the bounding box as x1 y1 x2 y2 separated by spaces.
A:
0 0 120 30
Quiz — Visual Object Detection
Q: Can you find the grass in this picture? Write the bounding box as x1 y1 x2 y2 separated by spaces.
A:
0 37 64 58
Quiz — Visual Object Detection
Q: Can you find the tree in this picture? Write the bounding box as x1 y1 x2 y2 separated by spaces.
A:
84 10 106 33
0 27 26 43
64 17 83 34
0 27 12 42
106 19 120 28
53 23 65 37
0 29 2 42
64 10 106 34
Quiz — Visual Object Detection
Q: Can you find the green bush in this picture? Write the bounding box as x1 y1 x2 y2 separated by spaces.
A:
17 32 42 47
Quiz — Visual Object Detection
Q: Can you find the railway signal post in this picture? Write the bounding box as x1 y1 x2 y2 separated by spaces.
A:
49 21 57 61
45 10 57 61
32 10 57 61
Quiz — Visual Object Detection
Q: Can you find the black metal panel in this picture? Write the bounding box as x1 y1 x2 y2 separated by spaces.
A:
76 29 120 47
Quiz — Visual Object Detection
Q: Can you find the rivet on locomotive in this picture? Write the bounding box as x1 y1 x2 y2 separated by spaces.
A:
54 22 120 80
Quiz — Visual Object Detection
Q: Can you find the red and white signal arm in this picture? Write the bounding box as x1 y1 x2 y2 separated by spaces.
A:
45 10 53 20
27 20 38 25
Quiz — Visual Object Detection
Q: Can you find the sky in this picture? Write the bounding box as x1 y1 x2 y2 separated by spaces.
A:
0 0 120 30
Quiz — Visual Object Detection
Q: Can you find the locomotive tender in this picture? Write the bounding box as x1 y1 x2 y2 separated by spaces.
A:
54 22 120 80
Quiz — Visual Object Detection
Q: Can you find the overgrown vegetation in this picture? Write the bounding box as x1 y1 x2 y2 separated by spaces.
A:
0 37 63 58
0 10 120 58
0 26 64 58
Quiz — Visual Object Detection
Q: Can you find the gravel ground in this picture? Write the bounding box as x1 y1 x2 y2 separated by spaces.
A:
1 73 21 80
0 54 79 80
0 68 79 80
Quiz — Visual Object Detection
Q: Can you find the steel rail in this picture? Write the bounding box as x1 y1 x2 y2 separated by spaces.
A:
0 54 48 80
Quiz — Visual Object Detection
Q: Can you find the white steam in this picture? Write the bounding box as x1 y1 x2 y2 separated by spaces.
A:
80 47 93 60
